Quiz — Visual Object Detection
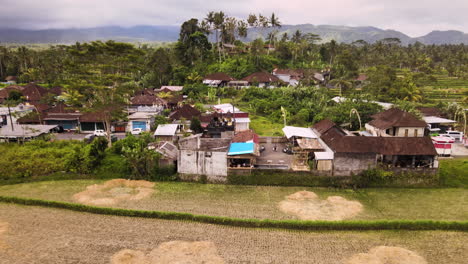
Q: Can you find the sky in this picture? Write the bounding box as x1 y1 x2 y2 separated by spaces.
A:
1 0 467 37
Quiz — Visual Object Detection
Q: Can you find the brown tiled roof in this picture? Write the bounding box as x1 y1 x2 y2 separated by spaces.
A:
31 103 51 113
417 107 444 118
316 119 436 155
169 104 201 120
369 108 427 129
242 71 281 83
5 76 17 81
80 111 108 122
379 137 437 156
204 72 235 81
273 68 304 77
0 85 24 100
22 83 48 102
130 94 167 106
232 129 259 143
313 119 337 135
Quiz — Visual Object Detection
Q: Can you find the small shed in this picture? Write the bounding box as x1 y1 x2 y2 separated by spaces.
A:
154 124 180 142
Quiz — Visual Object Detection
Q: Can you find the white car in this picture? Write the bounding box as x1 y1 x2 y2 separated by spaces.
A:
131 128 143 135
93 129 106 137
438 134 456 143
442 131 464 142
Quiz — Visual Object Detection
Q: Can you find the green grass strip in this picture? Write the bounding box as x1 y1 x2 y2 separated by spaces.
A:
1 195 467 231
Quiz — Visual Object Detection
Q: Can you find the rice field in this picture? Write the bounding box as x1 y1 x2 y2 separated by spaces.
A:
0 180 466 221
0 204 466 264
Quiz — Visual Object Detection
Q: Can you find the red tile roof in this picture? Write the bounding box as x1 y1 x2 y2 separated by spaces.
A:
168 104 201 120
369 108 427 129
130 94 167 106
232 129 259 143
242 71 281 83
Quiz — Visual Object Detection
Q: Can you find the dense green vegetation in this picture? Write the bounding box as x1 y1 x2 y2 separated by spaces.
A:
0 136 175 183
0 11 467 132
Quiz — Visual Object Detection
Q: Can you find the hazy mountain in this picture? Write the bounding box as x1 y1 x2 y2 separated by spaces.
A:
0 24 466 45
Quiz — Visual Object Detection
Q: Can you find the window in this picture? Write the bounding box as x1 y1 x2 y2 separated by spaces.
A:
404 129 409 137
205 152 212 157
414 129 418 137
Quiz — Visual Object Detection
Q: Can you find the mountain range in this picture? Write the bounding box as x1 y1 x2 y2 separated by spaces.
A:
0 24 467 45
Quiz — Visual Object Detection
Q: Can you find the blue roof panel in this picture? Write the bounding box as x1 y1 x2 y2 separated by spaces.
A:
228 142 255 156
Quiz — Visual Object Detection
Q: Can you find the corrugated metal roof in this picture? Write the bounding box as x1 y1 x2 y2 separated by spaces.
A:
228 142 255 156
423 116 456 124
282 126 318 139
314 151 334 160
154 124 179 136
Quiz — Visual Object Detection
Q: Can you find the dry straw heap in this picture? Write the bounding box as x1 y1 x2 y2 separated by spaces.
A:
344 246 428 264
73 179 155 206
278 191 363 220
111 241 225 264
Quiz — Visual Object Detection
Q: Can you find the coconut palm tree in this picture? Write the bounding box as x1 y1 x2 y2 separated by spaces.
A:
329 77 353 96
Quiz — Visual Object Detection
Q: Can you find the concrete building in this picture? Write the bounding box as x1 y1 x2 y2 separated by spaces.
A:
313 120 438 176
127 112 155 132
154 124 181 142
177 134 232 181
365 108 427 137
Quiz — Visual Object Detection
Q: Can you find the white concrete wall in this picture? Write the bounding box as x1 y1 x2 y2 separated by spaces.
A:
178 150 228 178
395 127 425 137
235 122 249 132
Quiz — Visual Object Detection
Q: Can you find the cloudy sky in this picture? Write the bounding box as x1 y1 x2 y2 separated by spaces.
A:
1 0 467 37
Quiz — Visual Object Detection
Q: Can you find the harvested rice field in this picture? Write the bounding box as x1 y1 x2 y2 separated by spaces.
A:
0 204 466 264
0 180 467 221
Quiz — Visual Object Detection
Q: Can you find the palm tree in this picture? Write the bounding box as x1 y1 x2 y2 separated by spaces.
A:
329 77 353 96
268 13 281 52
213 11 226 63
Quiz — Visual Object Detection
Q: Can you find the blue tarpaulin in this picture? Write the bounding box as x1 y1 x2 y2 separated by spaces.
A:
228 142 255 156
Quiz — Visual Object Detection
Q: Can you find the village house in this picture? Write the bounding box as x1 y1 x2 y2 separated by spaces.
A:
312 120 438 176
282 126 325 171
154 124 181 142
177 134 232 181
127 112 155 132
148 141 178 167
417 107 456 133
168 104 201 128
272 68 304 86
212 103 250 132
365 108 427 137
241 71 282 88
155 86 184 92
203 72 235 87
4 76 18 85
129 94 166 113
227 130 261 170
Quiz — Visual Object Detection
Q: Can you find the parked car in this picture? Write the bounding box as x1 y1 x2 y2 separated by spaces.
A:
283 146 294 155
259 145 266 153
131 128 143 135
438 134 456 143
442 131 464 142
93 129 106 137
50 125 64 133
